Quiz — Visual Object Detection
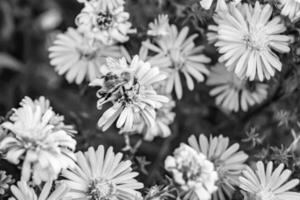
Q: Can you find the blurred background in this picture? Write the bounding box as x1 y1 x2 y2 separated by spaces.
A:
1 0 300 193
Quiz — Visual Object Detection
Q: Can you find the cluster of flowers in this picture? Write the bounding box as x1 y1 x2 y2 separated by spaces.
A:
49 0 134 84
48 0 298 125
1 98 300 200
165 134 300 200
0 96 143 200
1 0 300 199
49 0 176 140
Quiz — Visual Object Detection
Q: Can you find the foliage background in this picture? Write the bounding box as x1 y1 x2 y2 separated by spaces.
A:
1 0 300 198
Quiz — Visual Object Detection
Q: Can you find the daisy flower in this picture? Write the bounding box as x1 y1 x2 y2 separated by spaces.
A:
77 0 125 11
90 55 169 132
239 161 300 200
208 2 290 81
49 28 125 84
0 96 77 185
10 181 69 200
143 25 210 99
188 134 248 200
206 64 268 112
61 145 144 200
279 0 300 21
165 143 218 200
199 0 241 11
76 0 134 45
147 14 170 37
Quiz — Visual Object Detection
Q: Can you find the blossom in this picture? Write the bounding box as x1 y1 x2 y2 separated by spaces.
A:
0 96 77 184
165 143 218 200
199 0 241 11
239 161 300 200
90 55 169 132
61 145 144 200
147 14 170 37
75 0 134 45
279 0 300 21
208 2 290 81
188 134 248 200
0 171 14 195
206 64 268 112
10 181 69 200
143 25 210 99
49 28 125 84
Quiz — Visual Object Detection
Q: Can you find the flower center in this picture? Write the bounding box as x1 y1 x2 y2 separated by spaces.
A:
229 73 244 90
180 159 203 182
88 179 117 200
22 138 41 150
77 46 97 61
243 30 267 51
96 12 113 30
169 49 185 69
245 81 257 92
255 190 275 200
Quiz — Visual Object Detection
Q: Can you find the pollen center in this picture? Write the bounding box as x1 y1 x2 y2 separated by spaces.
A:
243 29 268 51
77 45 97 61
88 178 117 200
256 190 275 200
180 157 203 182
169 49 185 69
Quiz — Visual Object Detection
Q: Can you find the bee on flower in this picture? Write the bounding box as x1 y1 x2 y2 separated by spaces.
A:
0 96 77 185
188 134 248 200
61 145 144 200
90 55 169 132
239 161 300 200
9 181 69 200
49 28 126 84
165 143 218 200
143 25 210 99
76 0 135 45
208 2 290 81
206 64 268 112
